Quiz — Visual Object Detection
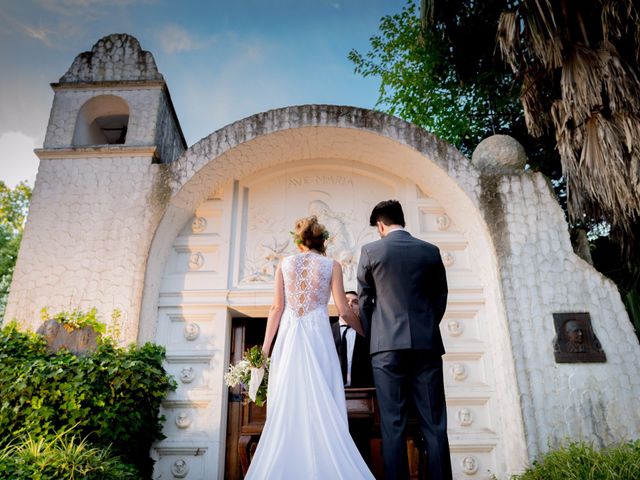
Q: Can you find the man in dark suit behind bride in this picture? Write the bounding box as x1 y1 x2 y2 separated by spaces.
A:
332 290 374 388
358 200 452 480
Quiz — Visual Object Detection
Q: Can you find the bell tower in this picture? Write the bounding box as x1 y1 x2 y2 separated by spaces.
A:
6 34 186 340
43 33 185 162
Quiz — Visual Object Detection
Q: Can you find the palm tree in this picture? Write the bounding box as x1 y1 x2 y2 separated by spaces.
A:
495 0 640 249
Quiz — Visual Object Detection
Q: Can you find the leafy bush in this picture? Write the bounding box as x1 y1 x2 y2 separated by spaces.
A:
39 306 107 334
0 430 139 480
0 321 176 477
511 440 640 480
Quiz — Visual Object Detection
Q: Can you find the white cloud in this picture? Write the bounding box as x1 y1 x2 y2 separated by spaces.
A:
156 24 215 54
0 131 40 188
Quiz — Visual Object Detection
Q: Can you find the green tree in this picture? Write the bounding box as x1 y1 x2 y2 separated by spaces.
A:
0 181 32 319
348 0 563 198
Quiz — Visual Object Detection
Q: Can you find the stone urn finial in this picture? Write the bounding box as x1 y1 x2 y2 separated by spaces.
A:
471 134 527 173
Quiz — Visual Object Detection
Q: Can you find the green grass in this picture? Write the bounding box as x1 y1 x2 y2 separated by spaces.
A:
0 429 140 480
511 441 640 480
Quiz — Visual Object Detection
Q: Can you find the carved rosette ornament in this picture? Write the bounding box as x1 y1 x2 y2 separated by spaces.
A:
188 252 205 270
451 363 468 381
441 252 455 267
184 323 200 341
171 459 189 478
462 455 479 475
180 366 196 384
191 216 207 233
436 214 451 230
457 408 473 426
175 411 191 429
447 320 463 337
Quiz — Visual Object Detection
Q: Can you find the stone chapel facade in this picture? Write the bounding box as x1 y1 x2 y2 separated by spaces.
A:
6 34 640 479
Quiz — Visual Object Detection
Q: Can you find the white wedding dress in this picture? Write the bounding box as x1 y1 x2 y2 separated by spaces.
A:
245 252 374 479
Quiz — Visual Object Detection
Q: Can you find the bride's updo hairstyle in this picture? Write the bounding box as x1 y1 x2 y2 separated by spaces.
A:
293 215 328 254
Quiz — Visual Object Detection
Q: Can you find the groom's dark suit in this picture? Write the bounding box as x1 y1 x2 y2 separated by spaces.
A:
358 229 451 480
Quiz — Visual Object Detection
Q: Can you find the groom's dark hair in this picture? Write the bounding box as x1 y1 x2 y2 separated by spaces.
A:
369 200 405 227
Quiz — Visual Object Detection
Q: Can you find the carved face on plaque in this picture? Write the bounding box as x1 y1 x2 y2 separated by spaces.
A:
462 455 479 475
552 313 606 363
458 408 473 426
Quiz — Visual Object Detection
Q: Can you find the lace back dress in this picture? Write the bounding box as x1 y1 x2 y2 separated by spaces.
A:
245 252 374 479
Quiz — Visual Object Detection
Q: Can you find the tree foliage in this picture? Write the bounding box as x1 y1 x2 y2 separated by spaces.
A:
496 0 640 248
0 181 31 319
348 0 562 188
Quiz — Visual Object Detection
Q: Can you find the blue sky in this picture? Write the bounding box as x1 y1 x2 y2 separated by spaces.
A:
0 0 399 187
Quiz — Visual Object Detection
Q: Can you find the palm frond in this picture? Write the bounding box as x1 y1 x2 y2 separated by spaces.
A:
560 45 603 126
497 12 519 70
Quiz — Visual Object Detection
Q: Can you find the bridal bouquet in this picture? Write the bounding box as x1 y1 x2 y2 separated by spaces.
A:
224 345 269 407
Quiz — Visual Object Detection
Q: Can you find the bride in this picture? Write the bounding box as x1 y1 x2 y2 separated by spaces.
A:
245 216 374 479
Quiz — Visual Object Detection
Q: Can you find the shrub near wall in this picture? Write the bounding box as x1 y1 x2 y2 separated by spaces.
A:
0 321 176 478
511 441 640 480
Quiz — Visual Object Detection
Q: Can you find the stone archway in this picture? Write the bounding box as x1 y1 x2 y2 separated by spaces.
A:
140 106 527 479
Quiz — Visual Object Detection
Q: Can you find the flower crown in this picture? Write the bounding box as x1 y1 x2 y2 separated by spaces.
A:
289 229 330 245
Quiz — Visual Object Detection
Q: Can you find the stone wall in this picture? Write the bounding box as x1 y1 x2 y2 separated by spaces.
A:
492 172 640 456
5 152 168 342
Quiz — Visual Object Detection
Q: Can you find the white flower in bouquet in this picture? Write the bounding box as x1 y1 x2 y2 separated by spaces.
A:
224 359 250 388
224 346 269 406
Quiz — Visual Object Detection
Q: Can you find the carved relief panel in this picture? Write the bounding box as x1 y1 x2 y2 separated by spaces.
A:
236 162 396 288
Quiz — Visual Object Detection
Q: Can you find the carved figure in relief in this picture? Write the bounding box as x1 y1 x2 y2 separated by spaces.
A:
451 363 467 381
552 312 606 363
565 319 586 353
308 200 356 278
171 459 189 478
175 411 191 429
183 322 200 341
462 455 478 475
436 214 451 230
191 216 207 233
447 319 463 336
457 408 473 426
441 251 455 267
180 366 196 383
188 252 204 270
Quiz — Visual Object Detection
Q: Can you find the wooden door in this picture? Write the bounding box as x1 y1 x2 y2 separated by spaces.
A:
224 317 267 480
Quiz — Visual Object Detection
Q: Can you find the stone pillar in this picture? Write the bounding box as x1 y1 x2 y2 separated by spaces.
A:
472 135 640 458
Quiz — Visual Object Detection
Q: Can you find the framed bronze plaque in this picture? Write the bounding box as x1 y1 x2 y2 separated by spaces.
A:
552 312 606 363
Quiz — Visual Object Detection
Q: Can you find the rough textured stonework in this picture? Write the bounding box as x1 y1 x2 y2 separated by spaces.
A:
6 155 169 342
59 34 163 83
45 88 161 148
491 173 640 456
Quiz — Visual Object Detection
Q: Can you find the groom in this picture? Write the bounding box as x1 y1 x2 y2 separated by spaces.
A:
357 200 452 480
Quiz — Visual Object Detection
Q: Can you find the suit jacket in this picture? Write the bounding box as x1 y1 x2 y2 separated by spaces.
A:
331 322 374 387
357 229 448 355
